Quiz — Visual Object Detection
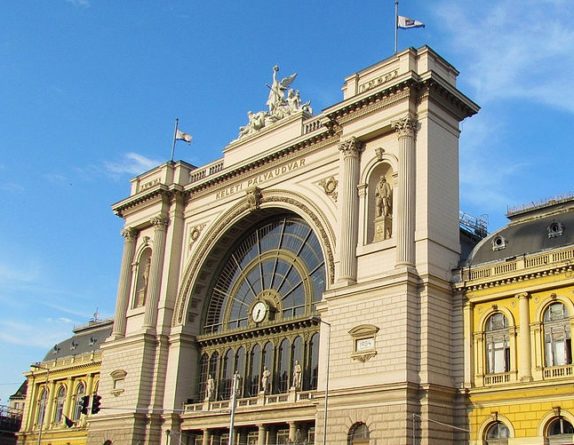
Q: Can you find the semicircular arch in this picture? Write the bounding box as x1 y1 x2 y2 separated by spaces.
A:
173 189 335 328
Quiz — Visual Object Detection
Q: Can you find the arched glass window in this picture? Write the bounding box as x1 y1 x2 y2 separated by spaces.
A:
544 302 572 367
54 385 66 424
198 354 209 400
277 339 290 393
308 333 319 390
235 347 246 396
484 421 510 445
348 422 369 445
248 344 261 396
219 349 235 400
36 388 48 425
547 417 574 439
203 216 325 334
72 382 85 421
485 313 510 374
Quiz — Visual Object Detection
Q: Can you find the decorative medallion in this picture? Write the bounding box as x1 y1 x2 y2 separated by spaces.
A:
318 176 338 202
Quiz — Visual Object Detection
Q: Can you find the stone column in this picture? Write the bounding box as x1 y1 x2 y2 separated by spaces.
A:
337 137 364 284
257 425 266 445
517 292 533 381
63 377 73 419
143 216 169 329
111 227 138 338
201 429 211 445
288 422 297 443
44 380 56 428
391 116 417 266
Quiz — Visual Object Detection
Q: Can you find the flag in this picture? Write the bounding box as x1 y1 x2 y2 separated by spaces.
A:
64 416 75 428
397 15 425 29
175 129 192 143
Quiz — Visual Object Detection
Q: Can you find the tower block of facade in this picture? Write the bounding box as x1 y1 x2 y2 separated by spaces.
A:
89 46 478 445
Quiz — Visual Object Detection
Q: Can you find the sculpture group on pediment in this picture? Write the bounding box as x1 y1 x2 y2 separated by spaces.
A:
235 65 312 141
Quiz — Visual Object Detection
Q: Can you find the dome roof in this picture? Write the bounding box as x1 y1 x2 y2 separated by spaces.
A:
464 196 574 266
42 319 112 362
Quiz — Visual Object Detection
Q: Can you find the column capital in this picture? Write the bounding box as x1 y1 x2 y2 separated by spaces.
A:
338 136 364 158
391 115 417 138
150 215 169 228
121 227 138 240
516 292 530 300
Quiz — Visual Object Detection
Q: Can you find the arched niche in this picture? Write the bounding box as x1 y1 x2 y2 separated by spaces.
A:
367 162 395 243
132 247 152 308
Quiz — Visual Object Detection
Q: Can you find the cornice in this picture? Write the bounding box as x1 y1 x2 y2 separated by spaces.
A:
183 130 336 199
112 185 184 219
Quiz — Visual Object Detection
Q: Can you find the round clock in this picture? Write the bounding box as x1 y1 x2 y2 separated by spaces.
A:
252 301 268 323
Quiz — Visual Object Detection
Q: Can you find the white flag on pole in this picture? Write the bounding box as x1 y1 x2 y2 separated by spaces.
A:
397 15 425 29
176 129 192 143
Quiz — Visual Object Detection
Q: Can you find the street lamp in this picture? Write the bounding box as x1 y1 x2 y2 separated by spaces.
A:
312 317 331 445
30 363 49 445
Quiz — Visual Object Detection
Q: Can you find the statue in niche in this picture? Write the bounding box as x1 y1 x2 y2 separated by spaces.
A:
261 366 271 394
373 175 393 242
205 375 214 401
375 176 392 217
291 360 302 390
135 255 151 307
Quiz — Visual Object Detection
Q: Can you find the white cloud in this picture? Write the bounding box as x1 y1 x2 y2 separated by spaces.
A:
104 152 162 177
434 0 574 112
65 0 90 7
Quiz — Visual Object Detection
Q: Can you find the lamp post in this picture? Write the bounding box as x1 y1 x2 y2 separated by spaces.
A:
312 317 331 445
30 363 49 445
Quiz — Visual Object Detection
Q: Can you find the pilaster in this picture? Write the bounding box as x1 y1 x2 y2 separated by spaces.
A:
517 292 533 381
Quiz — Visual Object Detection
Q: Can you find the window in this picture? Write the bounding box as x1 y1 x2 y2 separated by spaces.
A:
485 313 510 374
543 303 572 367
36 388 48 426
492 235 507 251
348 422 369 445
484 421 510 445
547 417 574 444
54 385 66 424
72 382 86 421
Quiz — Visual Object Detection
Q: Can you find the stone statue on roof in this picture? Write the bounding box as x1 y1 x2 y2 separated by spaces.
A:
234 65 312 141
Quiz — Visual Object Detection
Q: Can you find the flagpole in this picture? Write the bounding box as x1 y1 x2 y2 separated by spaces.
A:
170 118 179 162
394 0 399 54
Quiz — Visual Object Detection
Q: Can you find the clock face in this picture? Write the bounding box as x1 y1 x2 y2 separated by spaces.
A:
252 301 268 322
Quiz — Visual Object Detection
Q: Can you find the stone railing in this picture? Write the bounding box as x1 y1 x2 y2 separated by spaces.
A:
303 117 323 134
458 246 574 283
543 364 574 379
483 372 512 385
182 390 314 414
189 159 224 184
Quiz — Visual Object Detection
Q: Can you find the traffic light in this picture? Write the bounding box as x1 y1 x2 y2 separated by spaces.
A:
91 395 102 414
80 395 90 415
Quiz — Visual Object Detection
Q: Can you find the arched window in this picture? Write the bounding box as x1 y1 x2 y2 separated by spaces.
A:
484 421 510 445
36 388 48 425
235 347 246 396
543 302 572 367
348 422 369 445
72 382 86 421
198 354 209 400
220 349 234 400
308 333 319 390
277 339 290 393
547 417 574 443
247 344 261 396
54 385 66 424
485 313 510 374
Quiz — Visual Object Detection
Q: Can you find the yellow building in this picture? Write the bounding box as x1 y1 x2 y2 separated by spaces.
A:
455 196 574 445
18 319 111 445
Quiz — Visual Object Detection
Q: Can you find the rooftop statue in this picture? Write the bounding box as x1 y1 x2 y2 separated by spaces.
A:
234 65 312 141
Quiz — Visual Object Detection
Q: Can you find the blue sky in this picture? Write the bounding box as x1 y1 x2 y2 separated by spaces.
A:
1 0 573 403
